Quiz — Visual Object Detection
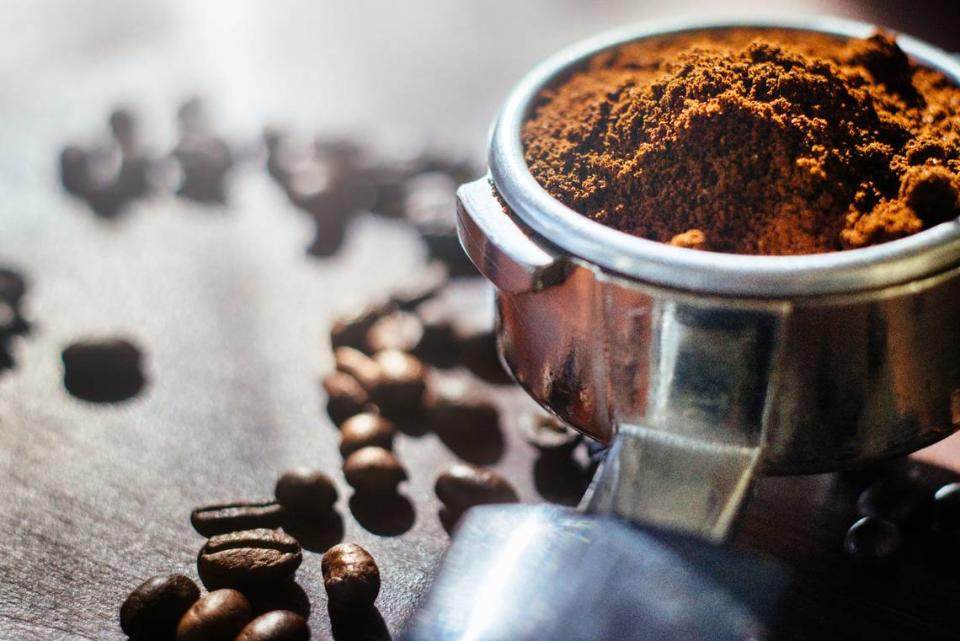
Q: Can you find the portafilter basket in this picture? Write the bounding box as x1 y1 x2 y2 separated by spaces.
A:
457 16 960 541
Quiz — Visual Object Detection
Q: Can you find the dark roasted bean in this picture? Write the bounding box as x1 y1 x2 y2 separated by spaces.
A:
521 413 582 452
61 337 145 402
322 370 372 425
333 347 381 390
331 306 390 352
369 349 427 418
340 413 396 457
274 468 338 518
120 574 200 640
190 501 286 537
343 446 407 495
844 517 901 563
856 477 926 522
175 589 252 641
321 543 381 611
435 464 518 517
197 529 302 589
235 610 310 641
365 311 424 354
172 134 232 204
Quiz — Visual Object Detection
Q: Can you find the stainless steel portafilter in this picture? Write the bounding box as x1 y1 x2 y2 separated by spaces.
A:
405 17 960 641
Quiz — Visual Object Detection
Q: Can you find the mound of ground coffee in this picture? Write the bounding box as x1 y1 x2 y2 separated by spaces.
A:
523 29 960 254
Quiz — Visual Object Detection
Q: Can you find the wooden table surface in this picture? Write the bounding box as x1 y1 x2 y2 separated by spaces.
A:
2 2 960 640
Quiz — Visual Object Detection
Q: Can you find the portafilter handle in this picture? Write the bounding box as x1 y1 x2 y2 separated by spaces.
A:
457 176 764 541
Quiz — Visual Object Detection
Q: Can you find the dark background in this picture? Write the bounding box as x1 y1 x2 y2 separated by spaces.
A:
2 1 960 640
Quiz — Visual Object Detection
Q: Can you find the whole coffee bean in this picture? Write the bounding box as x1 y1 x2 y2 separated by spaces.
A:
343 446 407 495
435 464 518 516
176 589 253 641
334 347 381 390
856 477 925 522
365 311 424 354
62 337 145 403
427 380 499 434
191 501 286 537
274 468 338 518
172 134 232 204
932 482 960 535
521 413 582 453
321 543 381 611
413 298 460 368
340 413 396 457
843 516 901 563
235 610 310 641
197 529 302 589
60 146 91 196
369 349 427 417
331 306 390 352
120 574 200 640
322 371 371 426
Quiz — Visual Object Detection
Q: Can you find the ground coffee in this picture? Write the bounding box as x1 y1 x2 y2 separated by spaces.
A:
523 29 960 254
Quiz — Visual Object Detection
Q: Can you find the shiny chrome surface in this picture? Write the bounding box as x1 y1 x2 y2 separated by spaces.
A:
459 17 960 537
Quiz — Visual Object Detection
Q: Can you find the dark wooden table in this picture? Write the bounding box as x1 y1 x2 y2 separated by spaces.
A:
2 2 960 640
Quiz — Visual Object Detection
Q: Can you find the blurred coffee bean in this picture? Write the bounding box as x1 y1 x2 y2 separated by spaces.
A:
306 215 348 258
413 297 460 368
197 529 302 589
0 268 25 306
389 263 449 311
844 517 901 563
521 413 581 453
365 311 424 354
331 307 390 352
932 482 960 535
435 463 518 519
108 108 137 150
427 376 503 464
60 146 91 196
368 349 427 418
460 329 511 384
404 171 479 277
61 337 145 403
333 347 381 390
235 610 310 641
321 543 381 611
175 589 253 641
0 301 18 335
340 413 396 457
856 477 926 522
191 501 287 537
322 371 372 426
343 446 407 495
172 133 232 203
274 468 338 518
120 574 200 641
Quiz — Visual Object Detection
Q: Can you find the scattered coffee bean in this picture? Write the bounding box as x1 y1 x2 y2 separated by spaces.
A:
340 413 396 457
120 574 200 640
932 482 960 535
856 477 926 522
521 413 582 453
173 134 232 203
108 108 138 150
333 347 381 390
331 306 390 352
322 371 372 426
412 297 460 368
843 516 901 563
321 543 381 611
197 529 302 589
426 377 503 463
435 463 518 518
175 589 253 641
369 349 427 417
365 311 424 354
235 610 310 641
191 501 287 537
60 146 91 196
274 468 338 518
61 337 145 402
343 446 408 495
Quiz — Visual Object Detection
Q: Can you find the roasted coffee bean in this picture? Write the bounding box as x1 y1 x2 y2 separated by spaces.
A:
191 501 286 537
343 446 407 495
368 349 427 417
322 371 371 425
331 306 390 352
172 134 232 204
235 610 310 641
109 108 137 149
856 477 926 522
175 589 253 641
521 413 582 452
321 543 381 611
412 298 460 368
61 337 145 402
333 347 381 390
340 413 396 457
120 574 200 640
843 516 901 563
932 482 960 535
426 377 503 463
365 311 424 354
435 464 518 517
197 529 302 589
274 468 338 518
60 146 91 196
